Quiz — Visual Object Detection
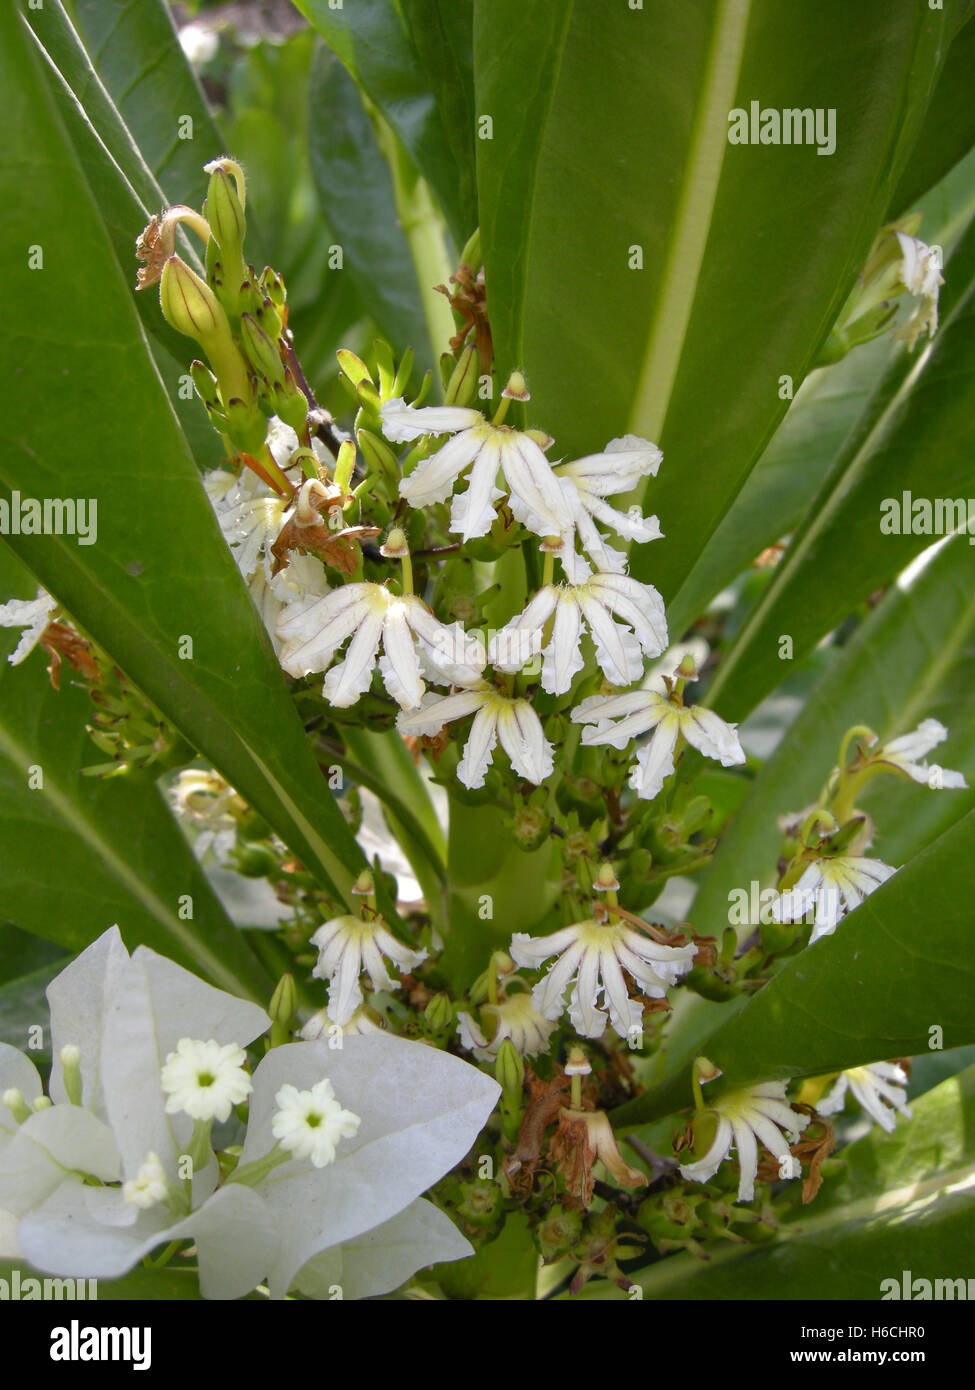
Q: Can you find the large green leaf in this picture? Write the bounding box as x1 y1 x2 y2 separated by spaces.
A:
295 0 476 246
888 10 975 217
69 0 224 212
586 1064 975 1298
2 5 364 906
706 208 975 722
307 45 433 365
618 808 975 1125
474 0 955 603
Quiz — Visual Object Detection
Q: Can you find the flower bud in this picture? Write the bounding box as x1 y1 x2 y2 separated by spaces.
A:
334 439 357 496
444 344 479 407
357 429 400 490
60 1042 84 1106
204 162 247 310
495 1037 524 1099
240 313 285 389
2 1089 31 1124
337 348 373 389
423 992 454 1033
190 359 220 409
224 397 268 456
161 255 226 349
269 972 297 1049
235 842 279 878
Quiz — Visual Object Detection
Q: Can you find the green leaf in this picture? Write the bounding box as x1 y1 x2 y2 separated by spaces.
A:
69 0 225 211
706 208 975 722
474 0 954 602
1 6 365 907
618 808 975 1125
0 554 271 1001
307 45 434 364
295 0 476 246
888 12 975 217
589 1065 975 1299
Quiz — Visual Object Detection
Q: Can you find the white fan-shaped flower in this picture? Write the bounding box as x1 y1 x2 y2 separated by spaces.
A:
380 398 574 543
816 1061 912 1133
870 719 966 790
397 681 554 788
770 855 896 943
456 992 556 1062
0 589 57 666
276 582 482 710
895 232 943 347
510 917 696 1040
204 469 291 584
679 1081 810 1202
573 689 745 800
488 572 667 695
310 915 428 1026
555 434 663 578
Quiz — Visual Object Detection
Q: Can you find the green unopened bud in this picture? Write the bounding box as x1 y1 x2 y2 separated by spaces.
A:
334 439 356 496
190 359 220 408
444 344 479 407
2 1089 31 1124
337 349 373 389
680 795 713 837
392 347 414 398
495 1038 524 1100
269 973 297 1048
234 843 279 878
161 256 251 402
373 339 395 398
240 313 285 388
423 992 454 1033
224 397 267 455
203 162 246 311
357 429 401 488
273 366 309 435
60 1042 84 1106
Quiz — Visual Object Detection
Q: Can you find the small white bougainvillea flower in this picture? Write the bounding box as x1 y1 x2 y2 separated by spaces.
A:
397 681 554 788
456 992 557 1062
123 1152 170 1210
894 232 944 347
510 917 696 1039
160 1038 253 1123
555 434 663 578
771 855 896 943
816 1061 912 1133
679 1082 810 1203
380 397 574 542
276 582 482 709
271 1079 361 1168
310 914 428 1026
0 929 498 1301
489 571 667 695
869 719 967 790
0 589 57 666
573 689 745 801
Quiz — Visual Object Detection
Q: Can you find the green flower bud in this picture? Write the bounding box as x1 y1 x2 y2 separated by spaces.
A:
271 366 309 436
160 256 251 403
444 344 479 407
190 359 220 409
240 313 285 389
337 349 373 389
234 842 279 878
204 163 246 312
269 972 297 1048
423 992 454 1033
495 1038 524 1100
334 439 357 496
224 396 268 455
357 429 401 489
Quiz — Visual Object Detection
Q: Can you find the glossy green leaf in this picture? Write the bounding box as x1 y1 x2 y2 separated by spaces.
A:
888 11 975 217
0 553 270 1001
69 0 224 211
618 808 975 1125
706 208 975 722
296 0 476 246
474 0 954 603
2 7 364 909
307 45 434 365
589 1065 975 1299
